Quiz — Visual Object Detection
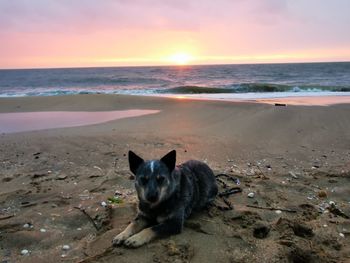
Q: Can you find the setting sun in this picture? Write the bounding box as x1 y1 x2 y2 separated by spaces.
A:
169 53 193 65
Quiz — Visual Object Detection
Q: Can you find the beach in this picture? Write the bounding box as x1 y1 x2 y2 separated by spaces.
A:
1 94 350 263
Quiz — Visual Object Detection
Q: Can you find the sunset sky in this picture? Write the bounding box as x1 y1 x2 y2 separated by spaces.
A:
1 0 350 69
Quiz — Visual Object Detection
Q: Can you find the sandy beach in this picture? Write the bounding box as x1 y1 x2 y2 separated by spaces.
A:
1 94 350 263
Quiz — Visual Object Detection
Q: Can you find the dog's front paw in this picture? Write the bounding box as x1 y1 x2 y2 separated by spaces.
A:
124 229 155 248
112 231 131 246
124 235 145 248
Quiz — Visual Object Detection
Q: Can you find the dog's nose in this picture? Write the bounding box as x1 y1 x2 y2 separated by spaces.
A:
146 192 159 203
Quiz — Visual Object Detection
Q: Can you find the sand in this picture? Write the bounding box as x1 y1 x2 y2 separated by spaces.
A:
0 110 160 133
153 93 350 106
0 94 349 263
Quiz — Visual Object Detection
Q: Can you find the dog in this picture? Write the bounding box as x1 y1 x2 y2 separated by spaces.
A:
112 150 218 248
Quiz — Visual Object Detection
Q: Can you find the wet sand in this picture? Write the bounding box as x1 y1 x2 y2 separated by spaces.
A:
0 94 349 263
153 93 350 106
0 110 160 133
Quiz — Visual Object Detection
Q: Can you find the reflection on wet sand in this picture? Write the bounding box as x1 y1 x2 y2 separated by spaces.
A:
0 109 160 133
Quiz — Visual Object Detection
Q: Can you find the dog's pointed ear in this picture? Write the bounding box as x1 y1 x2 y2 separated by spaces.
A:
128 151 144 175
160 150 176 172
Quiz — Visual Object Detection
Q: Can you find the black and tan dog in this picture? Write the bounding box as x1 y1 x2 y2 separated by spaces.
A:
112 150 218 248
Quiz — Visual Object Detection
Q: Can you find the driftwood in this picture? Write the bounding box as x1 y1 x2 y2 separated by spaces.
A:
0 214 15 220
218 187 242 197
74 206 100 231
328 204 350 219
214 173 242 211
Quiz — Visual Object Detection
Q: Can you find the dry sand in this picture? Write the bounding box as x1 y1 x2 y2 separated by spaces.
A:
0 94 349 263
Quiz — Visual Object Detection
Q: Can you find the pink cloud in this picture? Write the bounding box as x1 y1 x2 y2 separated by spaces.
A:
0 0 349 68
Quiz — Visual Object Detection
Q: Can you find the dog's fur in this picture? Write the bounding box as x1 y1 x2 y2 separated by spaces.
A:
112 150 218 248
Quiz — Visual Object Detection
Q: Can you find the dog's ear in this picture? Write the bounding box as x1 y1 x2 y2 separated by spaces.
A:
160 150 176 172
128 151 144 175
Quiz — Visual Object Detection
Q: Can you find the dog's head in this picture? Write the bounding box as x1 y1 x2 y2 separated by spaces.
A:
128 150 178 206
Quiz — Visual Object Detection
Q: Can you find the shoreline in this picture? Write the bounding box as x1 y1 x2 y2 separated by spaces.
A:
0 93 350 113
151 92 350 106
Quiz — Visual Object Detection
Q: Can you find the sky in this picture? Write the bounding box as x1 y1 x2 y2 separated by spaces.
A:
0 0 350 69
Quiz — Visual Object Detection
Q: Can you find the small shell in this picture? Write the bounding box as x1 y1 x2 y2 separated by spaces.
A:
247 192 255 198
275 210 282 214
62 245 70 251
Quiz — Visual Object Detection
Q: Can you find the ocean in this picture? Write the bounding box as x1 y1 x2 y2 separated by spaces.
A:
0 62 349 98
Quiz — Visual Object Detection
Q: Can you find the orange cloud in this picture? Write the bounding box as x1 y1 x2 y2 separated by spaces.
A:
0 0 349 68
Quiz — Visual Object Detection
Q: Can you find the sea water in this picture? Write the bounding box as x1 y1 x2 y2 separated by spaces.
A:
0 62 349 98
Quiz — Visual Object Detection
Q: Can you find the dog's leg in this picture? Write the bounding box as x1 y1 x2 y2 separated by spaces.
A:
124 212 184 248
123 227 156 248
112 216 149 246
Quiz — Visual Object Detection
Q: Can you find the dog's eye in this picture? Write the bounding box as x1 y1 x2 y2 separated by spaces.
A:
140 177 149 185
157 176 165 184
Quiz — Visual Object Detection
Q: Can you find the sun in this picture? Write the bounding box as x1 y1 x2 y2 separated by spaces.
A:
169 52 193 65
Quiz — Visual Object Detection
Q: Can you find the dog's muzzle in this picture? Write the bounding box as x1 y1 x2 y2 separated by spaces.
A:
146 192 159 203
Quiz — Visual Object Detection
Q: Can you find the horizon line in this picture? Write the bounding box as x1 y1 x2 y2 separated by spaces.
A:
1 60 349 71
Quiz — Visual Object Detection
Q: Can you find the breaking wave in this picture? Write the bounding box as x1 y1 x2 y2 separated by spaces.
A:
159 84 350 94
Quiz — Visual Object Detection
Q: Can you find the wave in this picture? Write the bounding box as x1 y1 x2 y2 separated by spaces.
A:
0 87 156 97
158 84 350 94
2 63 350 97
158 86 233 94
1 83 350 98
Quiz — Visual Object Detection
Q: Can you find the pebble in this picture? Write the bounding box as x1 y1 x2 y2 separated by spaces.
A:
101 201 107 207
57 174 67 180
339 233 345 238
275 210 282 214
323 224 328 227
21 249 29 256
77 227 82 231
247 192 255 198
62 245 70 251
318 190 327 198
289 171 298 179
329 201 336 206
23 223 31 228
235 178 241 185
40 228 47 233
115 190 123 196
93 165 103 171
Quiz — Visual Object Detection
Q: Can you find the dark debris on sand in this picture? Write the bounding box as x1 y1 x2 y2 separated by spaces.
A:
1 144 350 263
